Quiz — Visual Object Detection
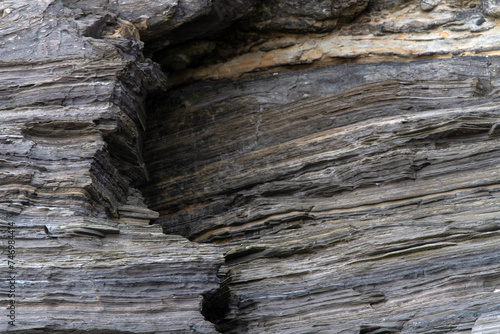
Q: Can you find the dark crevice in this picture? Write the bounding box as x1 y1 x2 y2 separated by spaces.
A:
201 275 232 332
359 324 402 334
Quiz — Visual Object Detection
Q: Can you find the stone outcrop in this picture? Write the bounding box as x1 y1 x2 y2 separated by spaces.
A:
165 0 500 85
145 56 500 333
0 1 222 333
3 0 500 333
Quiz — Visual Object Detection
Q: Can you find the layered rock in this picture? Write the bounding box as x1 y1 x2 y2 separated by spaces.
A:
164 0 500 85
0 1 223 333
143 56 500 332
4 0 500 333
142 1 500 332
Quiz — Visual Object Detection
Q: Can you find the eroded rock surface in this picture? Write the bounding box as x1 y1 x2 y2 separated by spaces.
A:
144 57 500 333
0 1 223 333
3 0 500 333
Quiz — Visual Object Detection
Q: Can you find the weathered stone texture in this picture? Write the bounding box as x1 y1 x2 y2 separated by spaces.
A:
15 226 222 333
1 1 223 333
3 0 500 333
166 0 500 85
144 57 500 332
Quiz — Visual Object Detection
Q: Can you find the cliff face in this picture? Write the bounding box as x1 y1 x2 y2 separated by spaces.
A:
0 1 222 333
2 0 500 333
146 58 500 333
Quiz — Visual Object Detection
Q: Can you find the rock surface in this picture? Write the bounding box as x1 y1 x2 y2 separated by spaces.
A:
165 0 500 85
0 1 223 333
144 57 500 333
3 0 500 333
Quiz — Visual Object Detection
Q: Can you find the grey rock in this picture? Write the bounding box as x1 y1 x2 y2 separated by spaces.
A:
116 0 259 51
4 0 500 333
144 56 500 332
482 0 500 17
0 1 222 333
240 0 368 33
420 0 441 11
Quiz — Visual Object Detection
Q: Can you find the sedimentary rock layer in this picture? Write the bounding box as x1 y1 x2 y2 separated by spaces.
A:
14 224 222 333
0 1 224 333
164 0 500 85
144 56 500 333
4 0 500 333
